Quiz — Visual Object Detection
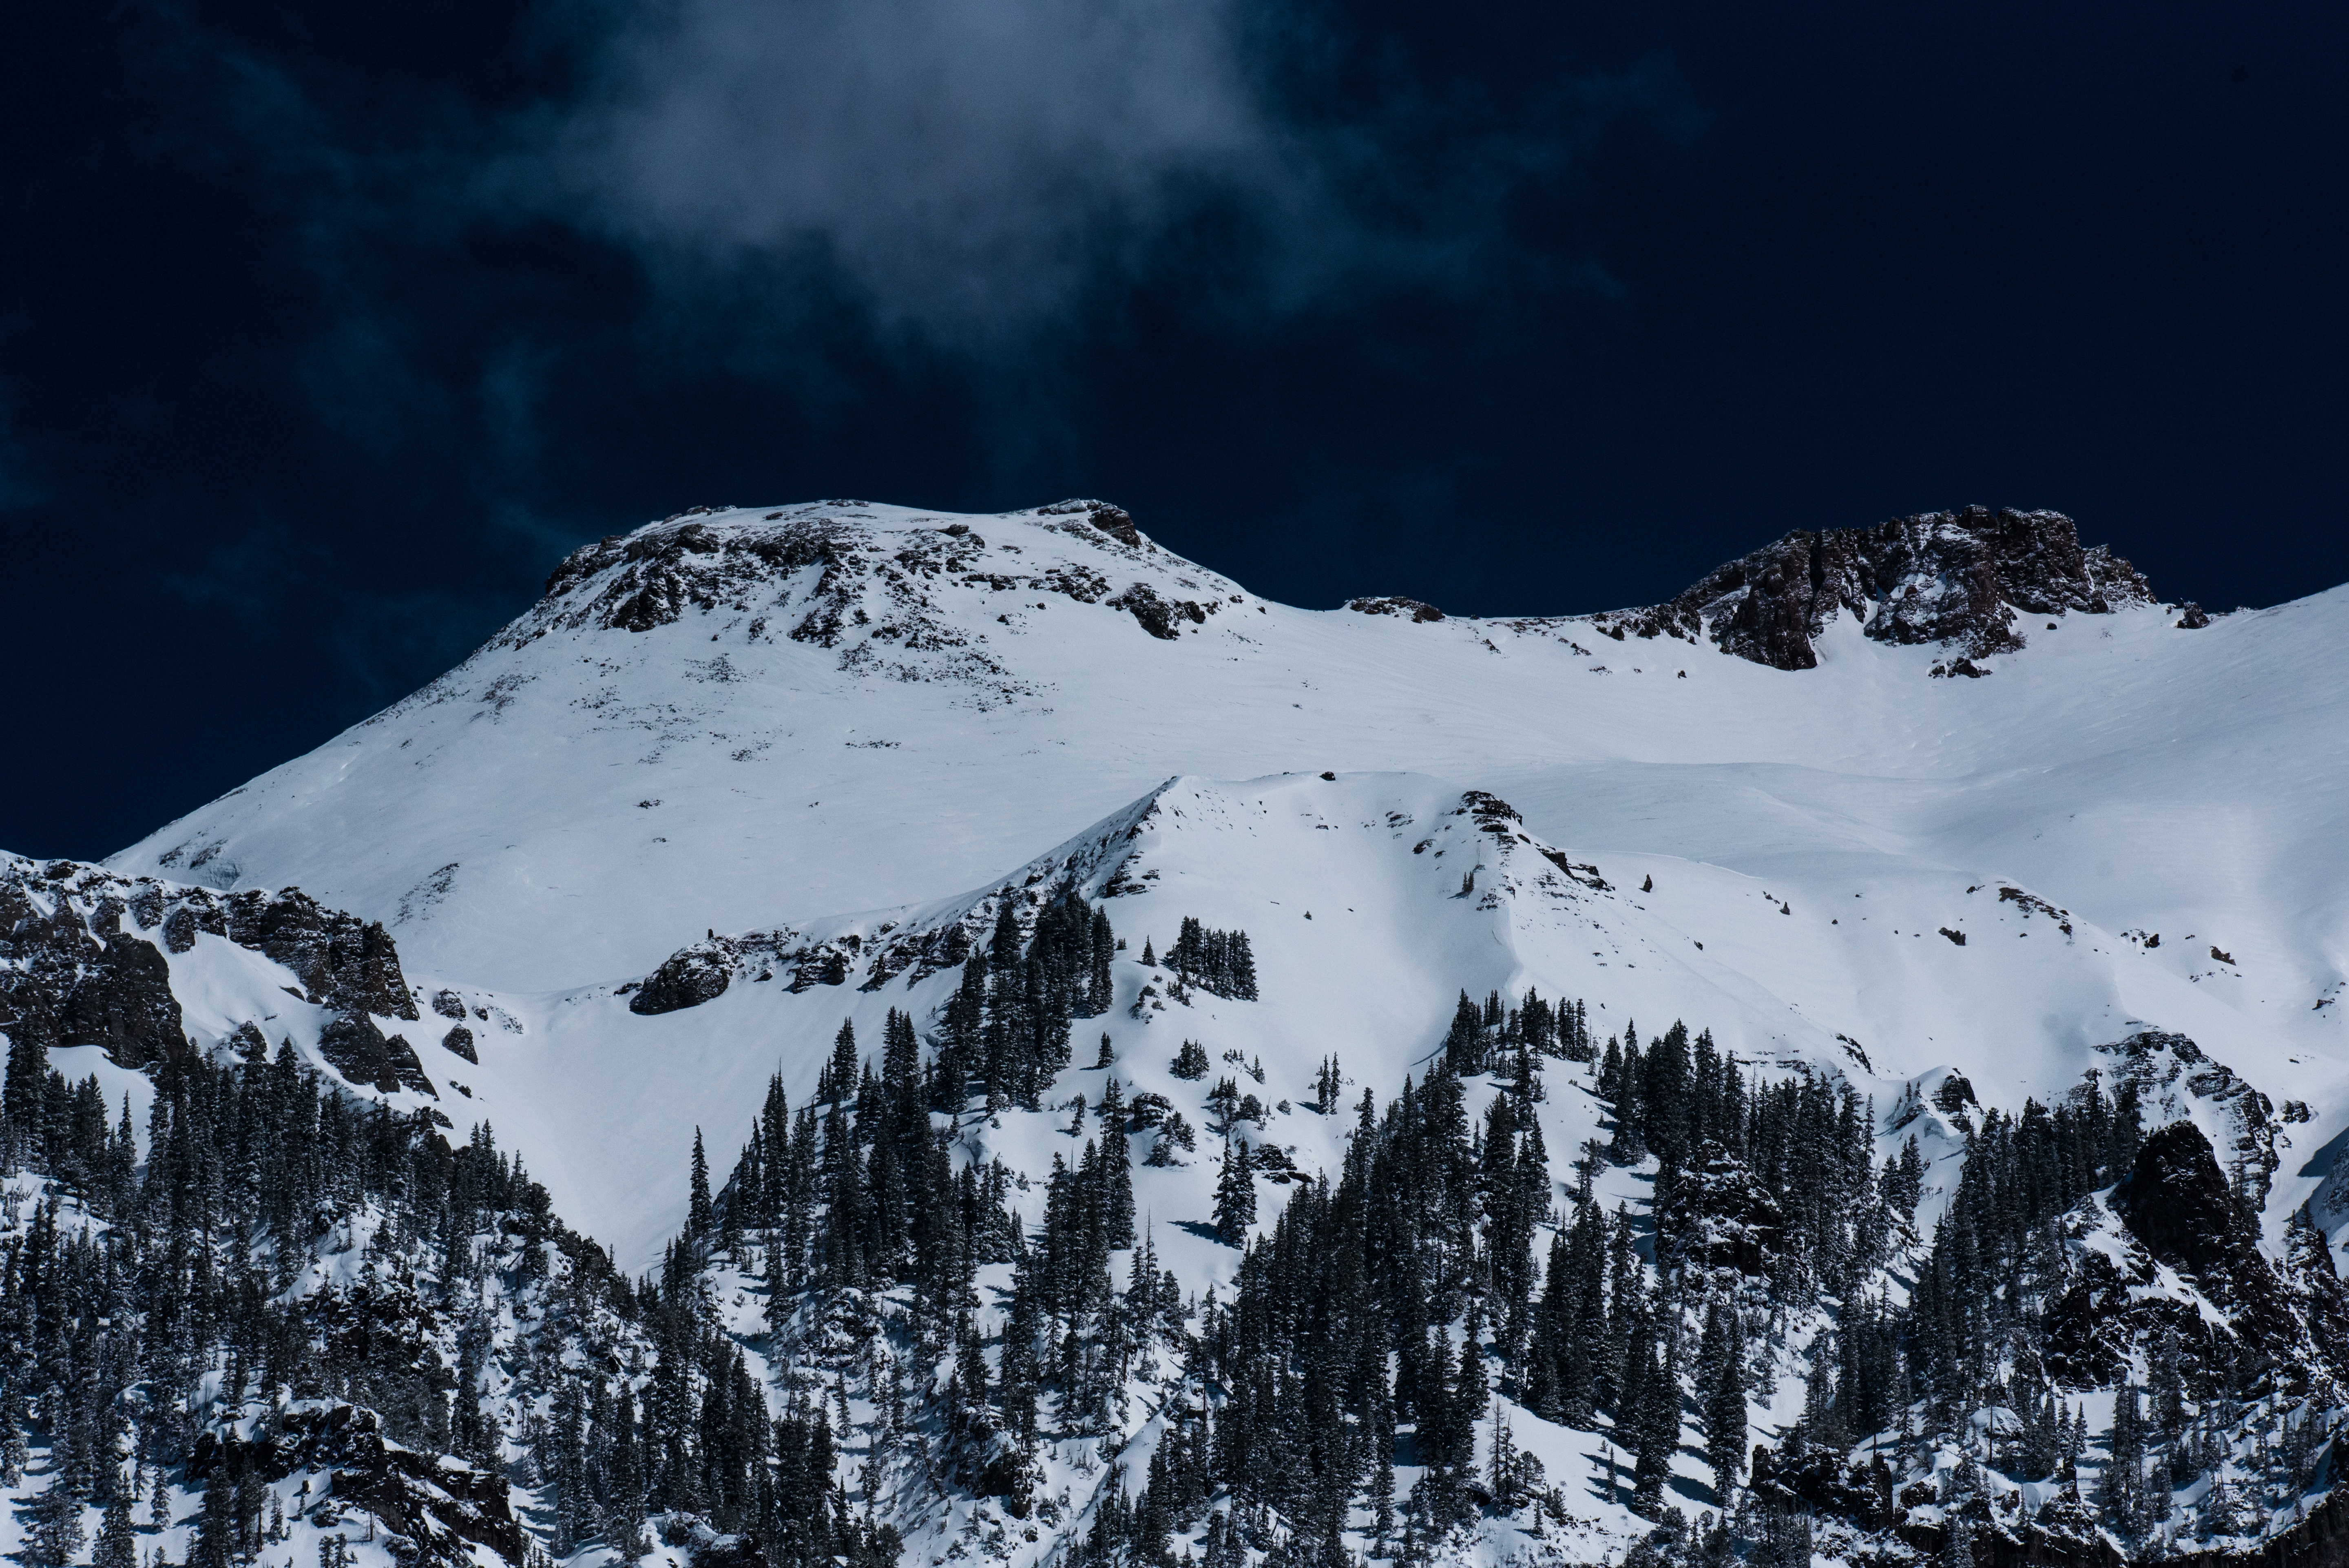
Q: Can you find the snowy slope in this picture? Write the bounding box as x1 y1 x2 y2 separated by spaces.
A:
96 500 2349 1258
367 768 2315 1276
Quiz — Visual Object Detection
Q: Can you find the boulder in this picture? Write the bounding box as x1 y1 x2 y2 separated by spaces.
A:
630 944 734 1015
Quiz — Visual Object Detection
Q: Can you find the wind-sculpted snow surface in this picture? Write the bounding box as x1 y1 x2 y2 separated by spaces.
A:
23 496 2349 1568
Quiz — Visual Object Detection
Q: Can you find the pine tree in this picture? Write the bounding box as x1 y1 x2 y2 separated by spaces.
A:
689 1128 715 1241
1102 1102 1137 1250
1697 1302 1747 1501
1212 1136 1256 1245
29 1477 86 1568
825 1018 858 1104
2101 1383 2148 1539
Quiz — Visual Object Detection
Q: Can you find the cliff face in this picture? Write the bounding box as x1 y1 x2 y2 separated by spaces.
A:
0 854 419 1078
1594 505 2156 670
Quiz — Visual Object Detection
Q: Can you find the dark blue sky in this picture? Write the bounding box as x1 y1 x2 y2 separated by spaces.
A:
4 0 2343 860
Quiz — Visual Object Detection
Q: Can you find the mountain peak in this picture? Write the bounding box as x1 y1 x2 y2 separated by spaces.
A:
1595 504 2157 670
502 498 1242 697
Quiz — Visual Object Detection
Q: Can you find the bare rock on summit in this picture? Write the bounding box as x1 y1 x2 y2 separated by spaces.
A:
1596 506 2154 670
1346 596 1445 623
1037 498 1142 548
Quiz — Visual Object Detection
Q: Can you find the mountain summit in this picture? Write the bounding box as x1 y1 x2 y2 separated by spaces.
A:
1594 504 2159 671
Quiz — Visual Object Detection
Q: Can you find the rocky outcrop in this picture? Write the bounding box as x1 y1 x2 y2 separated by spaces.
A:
1036 498 1143 548
189 1404 525 1568
2 856 434 1087
533 500 1166 643
628 942 736 1015
1594 506 2154 670
222 886 417 1019
496 499 1226 703
2 863 188 1068
2041 1119 2318 1398
1346 596 1445 623
317 1013 436 1097
2097 1030 2279 1209
2110 1121 2301 1361
1106 581 1214 640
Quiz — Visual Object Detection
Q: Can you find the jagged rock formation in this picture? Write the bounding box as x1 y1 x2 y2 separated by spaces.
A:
1591 505 2157 669
498 498 1234 703
316 1012 436 1097
628 943 736 1015
1347 595 1446 622
1 854 418 1083
2111 1123 2308 1365
214 885 417 1020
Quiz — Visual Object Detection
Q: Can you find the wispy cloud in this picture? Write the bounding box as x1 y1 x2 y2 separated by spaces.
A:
499 0 1689 347
522 0 1291 340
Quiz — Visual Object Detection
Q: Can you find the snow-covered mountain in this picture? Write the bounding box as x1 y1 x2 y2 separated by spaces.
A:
10 498 2349 1568
95 498 2349 1236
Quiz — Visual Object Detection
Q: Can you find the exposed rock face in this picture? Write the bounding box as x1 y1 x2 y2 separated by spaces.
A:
2110 1121 2300 1360
1595 506 2154 670
1105 581 1215 640
1036 497 1143 548
228 1020 271 1062
2 865 187 1068
1346 596 1445 623
482 499 1237 705
318 1013 436 1097
2098 1030 2278 1209
2041 1119 2327 1399
223 886 418 1020
188 1404 524 1568
55 931 182 1066
3 856 431 1088
629 943 735 1015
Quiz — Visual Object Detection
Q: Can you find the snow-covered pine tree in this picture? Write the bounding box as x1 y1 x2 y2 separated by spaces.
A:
1212 1135 1256 1244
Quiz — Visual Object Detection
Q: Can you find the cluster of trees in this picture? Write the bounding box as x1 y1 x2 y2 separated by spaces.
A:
1904 1078 2144 1420
1896 1074 2336 1544
535 1268 892 1568
1438 989 1591 1076
0 1038 592 1561
935 890 1116 1111
719 1010 1022 1301
1158 920 1258 1002
0 1021 916 1568
13 871 2337 1568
